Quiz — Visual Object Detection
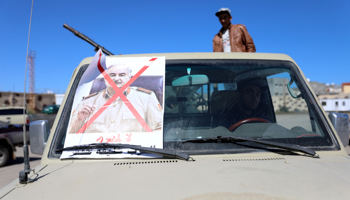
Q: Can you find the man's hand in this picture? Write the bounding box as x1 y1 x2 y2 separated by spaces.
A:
77 105 95 121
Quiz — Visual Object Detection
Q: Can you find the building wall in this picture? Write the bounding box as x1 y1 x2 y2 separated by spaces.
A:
309 81 326 95
271 95 308 112
343 85 350 93
267 78 289 97
0 92 56 113
55 94 65 105
309 81 342 95
318 93 350 100
319 99 350 112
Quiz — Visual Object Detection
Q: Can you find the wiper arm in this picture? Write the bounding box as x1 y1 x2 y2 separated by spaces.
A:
183 136 319 158
56 143 189 160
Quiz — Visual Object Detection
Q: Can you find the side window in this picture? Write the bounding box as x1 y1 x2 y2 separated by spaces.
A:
189 85 208 113
164 85 209 114
164 86 179 114
0 109 26 115
210 83 236 95
267 72 312 131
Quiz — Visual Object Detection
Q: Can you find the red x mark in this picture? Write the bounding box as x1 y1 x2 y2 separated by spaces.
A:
77 52 158 133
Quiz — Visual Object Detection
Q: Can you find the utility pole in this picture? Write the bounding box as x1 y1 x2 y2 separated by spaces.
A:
28 50 36 112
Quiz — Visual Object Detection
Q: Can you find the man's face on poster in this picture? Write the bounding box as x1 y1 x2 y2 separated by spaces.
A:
105 65 131 89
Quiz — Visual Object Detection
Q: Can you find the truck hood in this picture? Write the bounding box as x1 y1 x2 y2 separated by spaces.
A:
1 154 350 200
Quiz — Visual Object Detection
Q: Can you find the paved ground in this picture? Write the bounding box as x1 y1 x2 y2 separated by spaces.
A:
0 146 41 189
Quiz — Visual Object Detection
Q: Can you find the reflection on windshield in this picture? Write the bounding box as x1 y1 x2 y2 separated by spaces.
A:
165 85 208 114
163 63 332 152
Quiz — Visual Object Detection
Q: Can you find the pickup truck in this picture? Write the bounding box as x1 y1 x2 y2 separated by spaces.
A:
0 121 29 167
1 52 349 199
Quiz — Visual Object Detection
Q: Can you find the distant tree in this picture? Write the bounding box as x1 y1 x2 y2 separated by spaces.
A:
280 106 289 113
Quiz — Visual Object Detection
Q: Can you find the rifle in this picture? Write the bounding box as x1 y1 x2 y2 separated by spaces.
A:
63 23 114 55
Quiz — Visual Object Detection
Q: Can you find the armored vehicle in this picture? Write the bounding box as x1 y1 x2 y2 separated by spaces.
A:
1 53 349 199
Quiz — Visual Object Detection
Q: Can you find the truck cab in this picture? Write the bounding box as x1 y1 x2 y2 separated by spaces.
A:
1 53 349 199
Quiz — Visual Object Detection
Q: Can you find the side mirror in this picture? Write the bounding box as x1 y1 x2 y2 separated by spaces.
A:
328 113 350 147
30 120 50 155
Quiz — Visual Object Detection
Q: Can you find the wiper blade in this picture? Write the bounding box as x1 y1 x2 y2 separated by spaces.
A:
183 136 319 158
56 143 189 160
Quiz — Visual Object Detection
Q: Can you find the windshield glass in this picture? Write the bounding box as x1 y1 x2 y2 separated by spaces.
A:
162 60 336 154
49 59 337 158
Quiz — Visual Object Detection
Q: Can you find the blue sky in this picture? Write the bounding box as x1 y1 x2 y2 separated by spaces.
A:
0 0 349 94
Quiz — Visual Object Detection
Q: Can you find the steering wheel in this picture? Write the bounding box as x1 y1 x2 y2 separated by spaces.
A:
228 117 270 132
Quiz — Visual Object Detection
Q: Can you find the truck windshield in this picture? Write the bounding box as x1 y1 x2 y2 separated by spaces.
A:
49 59 338 158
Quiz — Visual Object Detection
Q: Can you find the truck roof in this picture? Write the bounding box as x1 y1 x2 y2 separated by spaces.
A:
77 52 297 68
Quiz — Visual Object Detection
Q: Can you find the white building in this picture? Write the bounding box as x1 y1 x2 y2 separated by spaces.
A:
319 99 350 112
55 94 65 105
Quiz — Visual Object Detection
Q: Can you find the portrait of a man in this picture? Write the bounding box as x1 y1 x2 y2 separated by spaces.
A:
68 64 163 133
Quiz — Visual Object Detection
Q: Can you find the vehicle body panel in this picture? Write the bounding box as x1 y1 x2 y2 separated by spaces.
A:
42 53 348 164
42 104 60 114
1 53 349 199
0 135 15 152
0 107 28 125
0 126 30 146
1 155 350 199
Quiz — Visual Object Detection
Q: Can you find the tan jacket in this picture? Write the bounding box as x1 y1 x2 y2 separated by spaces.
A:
213 23 256 52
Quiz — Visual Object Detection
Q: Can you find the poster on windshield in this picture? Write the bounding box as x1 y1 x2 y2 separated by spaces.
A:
60 49 165 159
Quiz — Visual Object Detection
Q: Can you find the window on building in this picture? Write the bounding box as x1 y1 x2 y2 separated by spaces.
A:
322 102 327 106
335 101 338 106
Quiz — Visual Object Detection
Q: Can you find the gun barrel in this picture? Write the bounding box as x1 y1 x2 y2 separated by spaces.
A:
63 23 114 55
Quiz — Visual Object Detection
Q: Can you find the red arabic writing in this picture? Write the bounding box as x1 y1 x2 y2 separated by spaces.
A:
96 134 131 143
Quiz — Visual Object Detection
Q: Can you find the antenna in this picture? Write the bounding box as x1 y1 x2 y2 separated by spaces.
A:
19 0 34 184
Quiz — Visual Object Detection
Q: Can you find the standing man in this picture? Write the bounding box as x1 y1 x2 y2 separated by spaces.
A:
213 8 256 52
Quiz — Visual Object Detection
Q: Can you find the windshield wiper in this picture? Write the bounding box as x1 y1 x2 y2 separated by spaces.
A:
183 136 319 158
56 143 189 160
